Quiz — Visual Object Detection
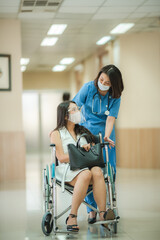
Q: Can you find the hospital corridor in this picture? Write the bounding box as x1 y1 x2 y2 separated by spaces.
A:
0 155 160 240
0 0 160 240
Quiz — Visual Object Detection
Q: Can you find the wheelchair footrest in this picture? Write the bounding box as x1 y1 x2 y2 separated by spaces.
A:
93 219 118 225
53 229 78 234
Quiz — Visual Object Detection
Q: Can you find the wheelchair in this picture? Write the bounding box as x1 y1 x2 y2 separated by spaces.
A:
41 133 120 236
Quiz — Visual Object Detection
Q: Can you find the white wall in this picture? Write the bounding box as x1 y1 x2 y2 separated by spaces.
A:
83 54 99 84
113 32 160 168
0 19 25 183
0 19 23 131
114 32 160 129
70 53 100 98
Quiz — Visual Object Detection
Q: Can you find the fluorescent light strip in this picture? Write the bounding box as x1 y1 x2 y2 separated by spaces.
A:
20 58 30 65
110 23 135 34
96 36 111 45
41 37 58 46
52 65 66 72
60 58 75 65
47 24 67 35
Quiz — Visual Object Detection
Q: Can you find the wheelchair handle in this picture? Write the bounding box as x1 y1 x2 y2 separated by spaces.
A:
50 144 55 147
101 142 109 147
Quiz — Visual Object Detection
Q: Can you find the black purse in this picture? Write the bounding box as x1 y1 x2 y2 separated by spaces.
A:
67 133 105 170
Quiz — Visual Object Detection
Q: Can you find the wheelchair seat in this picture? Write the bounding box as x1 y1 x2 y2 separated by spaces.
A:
56 179 93 192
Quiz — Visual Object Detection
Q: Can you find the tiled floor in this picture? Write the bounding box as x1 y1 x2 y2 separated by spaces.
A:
0 153 160 240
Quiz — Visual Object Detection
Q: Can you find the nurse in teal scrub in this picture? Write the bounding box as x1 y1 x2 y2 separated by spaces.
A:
73 64 124 223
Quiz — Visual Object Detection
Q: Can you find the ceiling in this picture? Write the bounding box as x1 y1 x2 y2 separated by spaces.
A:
0 0 160 72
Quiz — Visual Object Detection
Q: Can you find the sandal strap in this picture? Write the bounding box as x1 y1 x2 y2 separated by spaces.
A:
99 211 106 214
67 224 78 227
69 214 77 218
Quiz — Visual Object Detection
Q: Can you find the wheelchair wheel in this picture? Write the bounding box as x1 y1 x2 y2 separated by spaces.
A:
42 212 53 236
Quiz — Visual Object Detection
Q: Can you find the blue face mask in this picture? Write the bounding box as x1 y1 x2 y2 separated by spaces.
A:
98 80 110 91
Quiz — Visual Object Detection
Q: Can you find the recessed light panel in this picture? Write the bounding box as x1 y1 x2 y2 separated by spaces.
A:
47 24 67 35
52 65 66 72
20 58 30 65
60 58 75 65
21 66 26 72
41 37 58 46
110 23 135 34
96 36 111 45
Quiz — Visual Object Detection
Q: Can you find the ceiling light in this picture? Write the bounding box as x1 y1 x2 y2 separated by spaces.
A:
96 36 112 45
47 24 67 35
20 58 30 65
110 23 135 34
60 58 75 65
41 37 58 46
52 65 66 72
21 66 26 72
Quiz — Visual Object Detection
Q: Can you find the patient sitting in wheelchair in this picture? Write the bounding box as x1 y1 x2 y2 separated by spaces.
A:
50 100 115 232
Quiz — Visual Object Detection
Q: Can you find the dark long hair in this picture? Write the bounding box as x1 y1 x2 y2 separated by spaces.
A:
94 64 124 98
54 101 95 142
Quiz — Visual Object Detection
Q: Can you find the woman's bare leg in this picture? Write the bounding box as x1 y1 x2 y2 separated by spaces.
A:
91 167 106 219
66 170 92 226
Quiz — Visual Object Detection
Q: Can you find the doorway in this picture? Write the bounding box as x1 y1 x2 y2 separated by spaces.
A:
22 91 62 154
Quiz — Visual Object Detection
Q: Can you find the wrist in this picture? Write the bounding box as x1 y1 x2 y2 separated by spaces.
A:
104 134 109 138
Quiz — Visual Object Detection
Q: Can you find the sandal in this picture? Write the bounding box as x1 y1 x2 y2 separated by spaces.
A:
100 209 115 230
66 214 79 232
88 212 97 224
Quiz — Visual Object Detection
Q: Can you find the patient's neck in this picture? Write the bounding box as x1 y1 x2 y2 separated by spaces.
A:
66 121 75 133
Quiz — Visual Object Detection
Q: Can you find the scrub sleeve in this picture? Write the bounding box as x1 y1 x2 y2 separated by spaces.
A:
73 81 121 213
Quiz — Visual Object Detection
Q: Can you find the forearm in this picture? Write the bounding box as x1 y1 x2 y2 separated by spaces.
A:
57 153 70 163
105 116 115 138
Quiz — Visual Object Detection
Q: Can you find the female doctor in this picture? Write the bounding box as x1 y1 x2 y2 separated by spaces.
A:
73 64 124 223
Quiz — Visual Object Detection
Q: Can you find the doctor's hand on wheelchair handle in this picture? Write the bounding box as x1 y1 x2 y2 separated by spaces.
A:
103 136 115 149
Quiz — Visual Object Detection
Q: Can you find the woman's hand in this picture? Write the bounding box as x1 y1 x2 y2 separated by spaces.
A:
82 143 91 151
104 136 115 149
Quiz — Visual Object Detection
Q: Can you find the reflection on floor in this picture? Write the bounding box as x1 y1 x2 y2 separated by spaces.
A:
0 153 160 240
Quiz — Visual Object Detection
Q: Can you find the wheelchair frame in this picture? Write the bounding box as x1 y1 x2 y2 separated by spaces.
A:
41 135 120 236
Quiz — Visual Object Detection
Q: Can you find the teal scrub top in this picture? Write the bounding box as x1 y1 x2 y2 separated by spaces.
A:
73 80 121 173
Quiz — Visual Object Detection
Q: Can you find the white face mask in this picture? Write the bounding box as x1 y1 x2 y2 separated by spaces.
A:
98 80 110 91
68 111 81 124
